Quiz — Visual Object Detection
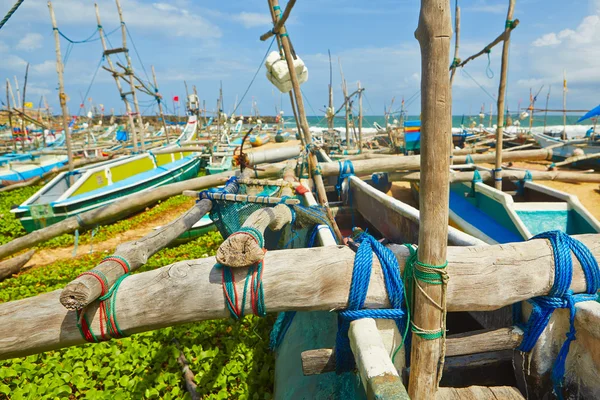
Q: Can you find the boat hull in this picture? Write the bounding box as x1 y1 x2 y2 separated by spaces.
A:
14 156 201 233
532 133 600 170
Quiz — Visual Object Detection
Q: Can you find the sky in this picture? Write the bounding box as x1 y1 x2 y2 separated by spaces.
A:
0 0 599 118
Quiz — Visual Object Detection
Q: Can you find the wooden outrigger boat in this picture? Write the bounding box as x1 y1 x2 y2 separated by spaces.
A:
12 117 201 232
249 132 271 147
0 154 68 186
412 165 600 244
532 132 600 170
1 1 600 399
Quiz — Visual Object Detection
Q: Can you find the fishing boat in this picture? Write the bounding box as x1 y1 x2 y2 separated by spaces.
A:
532 132 600 170
0 154 68 186
12 117 201 232
403 120 420 154
249 132 270 147
412 165 600 244
275 130 290 143
206 150 233 175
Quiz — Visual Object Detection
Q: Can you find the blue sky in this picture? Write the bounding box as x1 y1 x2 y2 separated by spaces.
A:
0 0 599 118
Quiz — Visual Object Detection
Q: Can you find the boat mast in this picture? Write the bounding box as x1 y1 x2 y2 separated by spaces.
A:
339 59 350 148
327 49 334 133
562 69 567 140
151 65 169 143
48 1 74 173
543 85 551 132
94 3 139 152
6 80 15 153
357 81 363 152
21 63 29 149
115 0 146 151
494 0 516 190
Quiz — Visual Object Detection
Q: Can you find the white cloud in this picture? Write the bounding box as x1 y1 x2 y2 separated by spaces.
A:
232 12 272 28
31 60 56 75
532 33 561 47
16 33 43 51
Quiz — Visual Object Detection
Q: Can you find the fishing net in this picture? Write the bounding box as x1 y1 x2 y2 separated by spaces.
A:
202 177 335 250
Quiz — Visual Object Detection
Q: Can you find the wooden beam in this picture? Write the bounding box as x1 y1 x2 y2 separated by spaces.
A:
436 385 524 400
260 0 296 41
1 235 598 361
386 169 600 184
455 20 519 69
350 319 410 400
301 326 524 375
103 47 128 56
318 149 554 177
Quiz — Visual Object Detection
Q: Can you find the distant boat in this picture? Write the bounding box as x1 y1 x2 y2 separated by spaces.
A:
249 133 270 147
0 155 68 187
403 120 421 154
412 165 600 244
532 132 600 170
275 130 290 143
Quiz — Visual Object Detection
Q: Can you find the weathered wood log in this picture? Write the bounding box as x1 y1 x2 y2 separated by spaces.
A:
183 191 300 205
0 163 285 262
504 143 534 152
0 250 35 281
1 235 597 360
444 327 523 357
216 161 297 267
318 149 553 177
349 319 410 400
301 326 524 375
259 0 296 41
386 169 600 184
452 146 490 155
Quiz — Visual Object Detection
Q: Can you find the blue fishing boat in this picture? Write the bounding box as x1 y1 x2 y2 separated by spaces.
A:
413 165 600 244
532 132 600 170
403 120 420 154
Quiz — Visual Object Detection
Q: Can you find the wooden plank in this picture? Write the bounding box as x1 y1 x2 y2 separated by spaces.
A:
443 350 513 371
103 47 129 56
387 169 600 184
436 386 524 400
301 348 335 376
0 236 598 360
445 327 523 357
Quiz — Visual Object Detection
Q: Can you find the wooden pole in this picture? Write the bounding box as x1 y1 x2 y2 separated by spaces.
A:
410 0 452 397
328 50 334 133
21 63 29 149
95 3 138 152
115 0 146 152
494 0 516 190
1 235 599 361
0 250 34 282
340 60 351 148
48 1 74 173
6 80 15 153
562 69 567 140
13 76 20 110
543 86 551 132
387 169 600 184
358 81 363 153
449 0 460 87
151 65 170 142
266 0 343 242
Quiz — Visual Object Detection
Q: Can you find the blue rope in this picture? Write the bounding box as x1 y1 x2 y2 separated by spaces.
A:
269 311 296 350
335 233 407 372
517 231 599 399
336 160 354 197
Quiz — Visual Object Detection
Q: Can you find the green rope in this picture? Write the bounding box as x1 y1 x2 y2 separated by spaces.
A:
505 19 516 29
99 273 129 338
0 0 25 31
402 244 449 340
449 57 461 70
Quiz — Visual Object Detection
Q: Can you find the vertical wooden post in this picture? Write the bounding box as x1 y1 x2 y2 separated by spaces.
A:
151 65 170 142
410 0 452 398
358 81 363 152
48 1 74 173
328 50 334 133
115 0 146 152
340 61 351 148
543 86 551 132
494 0 516 190
6 80 16 153
489 103 493 128
21 63 29 149
449 0 460 87
95 3 138 152
267 0 343 243
14 76 21 110
41 95 47 147
562 69 567 140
